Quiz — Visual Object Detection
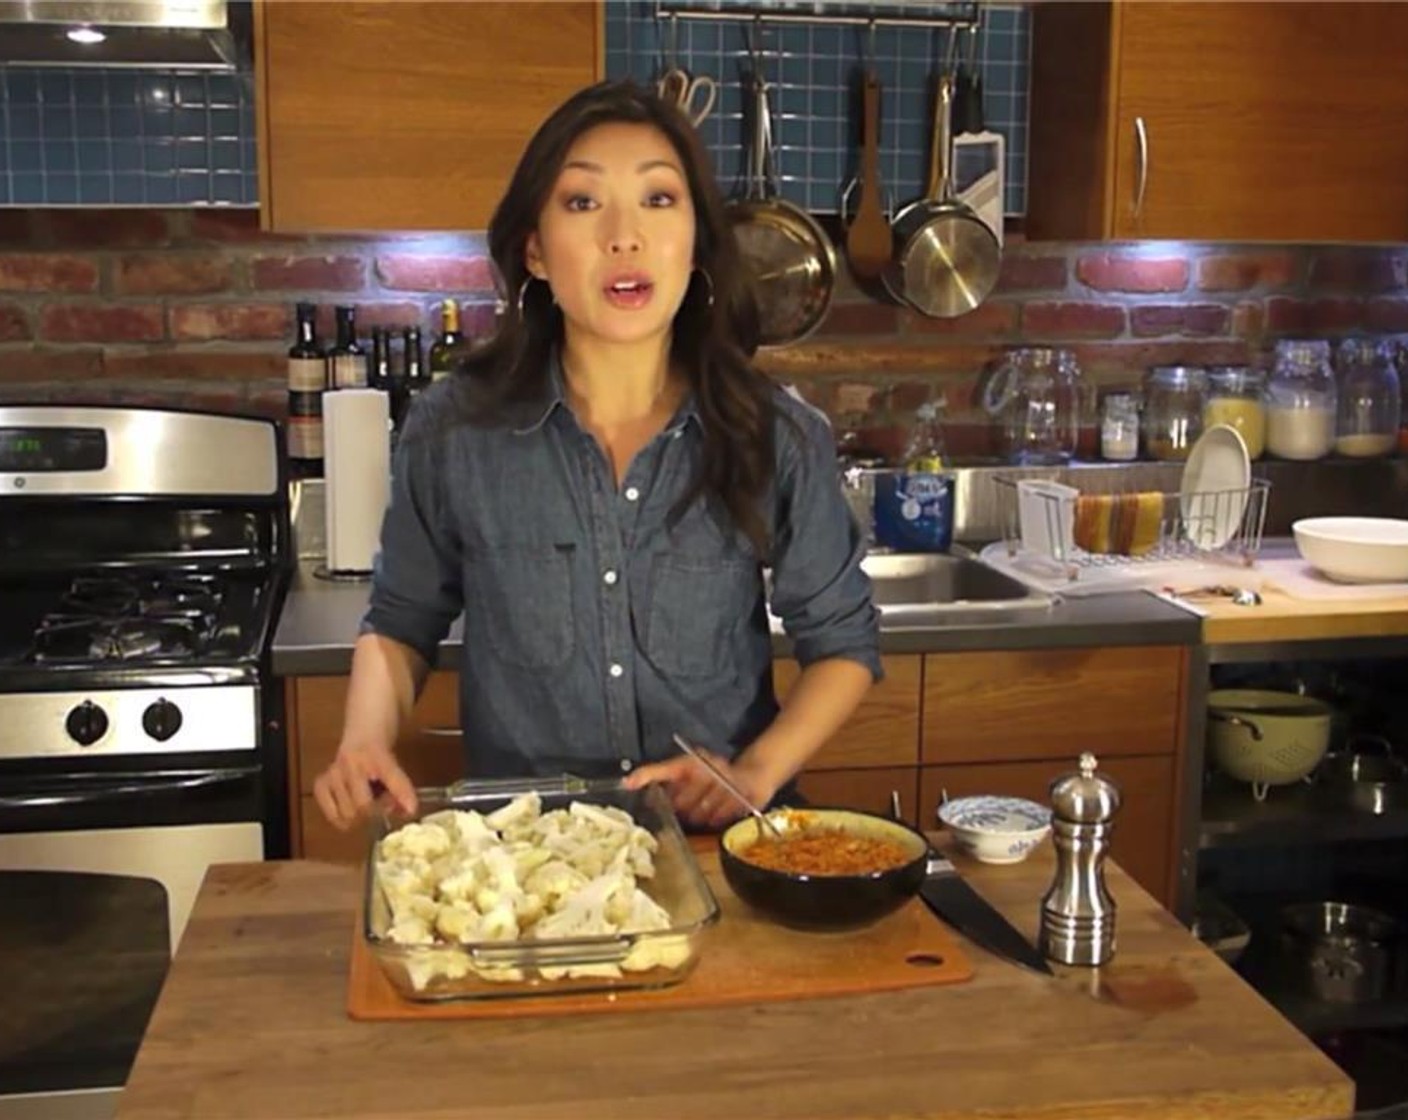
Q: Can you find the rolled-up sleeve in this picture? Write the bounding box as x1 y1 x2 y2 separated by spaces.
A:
767 398 882 681
359 397 463 666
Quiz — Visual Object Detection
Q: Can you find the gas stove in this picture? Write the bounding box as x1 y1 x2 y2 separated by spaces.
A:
0 404 291 812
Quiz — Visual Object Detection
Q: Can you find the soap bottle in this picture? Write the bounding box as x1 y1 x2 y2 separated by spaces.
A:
1040 752 1122 967
873 399 954 552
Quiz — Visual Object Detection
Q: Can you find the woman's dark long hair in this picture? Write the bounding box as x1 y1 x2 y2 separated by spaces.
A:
453 79 780 558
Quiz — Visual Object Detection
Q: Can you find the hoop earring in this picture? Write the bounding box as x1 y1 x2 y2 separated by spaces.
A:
516 276 536 318
694 267 715 309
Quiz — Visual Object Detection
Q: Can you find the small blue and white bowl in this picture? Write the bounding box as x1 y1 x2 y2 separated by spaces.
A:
938 795 1053 865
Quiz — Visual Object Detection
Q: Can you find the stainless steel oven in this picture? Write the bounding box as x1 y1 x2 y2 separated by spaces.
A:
0 406 290 1120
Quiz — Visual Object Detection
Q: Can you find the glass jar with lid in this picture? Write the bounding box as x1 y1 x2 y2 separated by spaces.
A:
1204 367 1267 459
1142 366 1207 461
1265 339 1336 460
1100 392 1140 461
1333 338 1400 458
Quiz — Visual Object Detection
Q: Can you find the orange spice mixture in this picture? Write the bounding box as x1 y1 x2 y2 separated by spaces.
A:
739 828 913 877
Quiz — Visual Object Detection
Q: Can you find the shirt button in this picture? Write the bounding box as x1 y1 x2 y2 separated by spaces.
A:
619 758 633 773
603 569 618 586
624 487 640 502
609 662 624 678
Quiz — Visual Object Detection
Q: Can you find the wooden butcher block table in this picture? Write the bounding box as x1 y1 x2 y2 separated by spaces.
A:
114 834 1353 1120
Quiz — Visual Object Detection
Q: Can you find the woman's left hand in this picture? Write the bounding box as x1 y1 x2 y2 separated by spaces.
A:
623 750 778 831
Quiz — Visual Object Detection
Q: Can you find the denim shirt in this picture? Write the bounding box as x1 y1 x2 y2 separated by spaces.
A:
361 360 881 781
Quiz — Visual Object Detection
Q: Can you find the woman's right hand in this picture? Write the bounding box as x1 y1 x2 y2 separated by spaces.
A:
312 741 418 830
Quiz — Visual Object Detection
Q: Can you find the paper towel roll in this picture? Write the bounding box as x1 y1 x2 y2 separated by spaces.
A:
323 388 390 575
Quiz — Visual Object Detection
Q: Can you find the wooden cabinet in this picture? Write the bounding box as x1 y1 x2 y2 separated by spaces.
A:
287 671 462 862
921 646 1184 764
919 756 1175 904
284 646 1190 905
774 655 921 770
254 1 603 232
796 768 919 827
1028 2 1408 242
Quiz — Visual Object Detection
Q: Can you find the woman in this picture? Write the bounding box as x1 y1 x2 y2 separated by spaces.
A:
313 80 879 833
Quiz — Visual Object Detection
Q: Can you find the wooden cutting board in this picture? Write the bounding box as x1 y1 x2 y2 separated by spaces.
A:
346 849 973 1020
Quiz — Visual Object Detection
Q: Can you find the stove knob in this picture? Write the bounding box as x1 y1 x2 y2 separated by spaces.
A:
65 701 109 747
142 699 183 742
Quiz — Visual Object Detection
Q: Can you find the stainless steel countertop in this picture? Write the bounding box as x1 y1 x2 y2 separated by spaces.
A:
270 562 1201 676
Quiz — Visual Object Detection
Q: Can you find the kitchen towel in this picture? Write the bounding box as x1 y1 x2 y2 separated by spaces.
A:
324 388 390 575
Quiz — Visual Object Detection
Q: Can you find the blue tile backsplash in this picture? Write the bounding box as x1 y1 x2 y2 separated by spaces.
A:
0 66 258 207
605 0 1029 216
0 2 1028 215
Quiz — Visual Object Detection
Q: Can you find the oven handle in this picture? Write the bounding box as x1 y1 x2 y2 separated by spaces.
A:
0 766 261 810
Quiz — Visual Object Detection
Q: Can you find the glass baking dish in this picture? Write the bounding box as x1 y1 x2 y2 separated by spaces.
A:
361 776 720 1002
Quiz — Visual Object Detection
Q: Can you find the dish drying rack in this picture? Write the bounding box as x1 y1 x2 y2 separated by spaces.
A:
989 473 1272 585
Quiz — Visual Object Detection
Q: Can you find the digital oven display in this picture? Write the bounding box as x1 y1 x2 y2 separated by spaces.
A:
0 427 107 472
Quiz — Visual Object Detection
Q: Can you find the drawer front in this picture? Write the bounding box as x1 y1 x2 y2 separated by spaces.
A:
291 672 463 795
922 646 1184 764
795 767 919 827
774 655 921 769
919 755 1174 906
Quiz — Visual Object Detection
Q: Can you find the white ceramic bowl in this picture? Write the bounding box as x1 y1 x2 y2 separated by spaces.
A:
937 795 1052 864
1293 517 1408 583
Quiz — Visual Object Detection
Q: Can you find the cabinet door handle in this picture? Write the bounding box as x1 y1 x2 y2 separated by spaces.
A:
890 789 903 821
421 726 462 738
1133 115 1149 219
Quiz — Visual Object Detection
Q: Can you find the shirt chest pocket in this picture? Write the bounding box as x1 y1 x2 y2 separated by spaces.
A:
467 546 576 670
643 554 758 680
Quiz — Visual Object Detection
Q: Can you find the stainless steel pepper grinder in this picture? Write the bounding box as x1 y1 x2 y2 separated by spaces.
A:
1040 751 1123 967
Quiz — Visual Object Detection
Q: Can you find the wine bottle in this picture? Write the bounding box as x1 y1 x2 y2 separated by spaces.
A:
327 305 366 389
427 299 464 382
286 301 325 478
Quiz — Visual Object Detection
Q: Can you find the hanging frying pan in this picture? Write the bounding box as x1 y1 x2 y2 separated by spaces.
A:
882 71 1000 319
727 74 837 346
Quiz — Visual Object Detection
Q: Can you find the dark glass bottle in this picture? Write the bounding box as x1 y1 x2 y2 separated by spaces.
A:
326 305 366 389
286 301 325 478
427 299 464 382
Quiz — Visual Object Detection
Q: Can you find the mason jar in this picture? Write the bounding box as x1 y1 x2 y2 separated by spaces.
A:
1333 338 1400 458
1142 366 1208 461
1265 340 1336 461
1204 367 1267 459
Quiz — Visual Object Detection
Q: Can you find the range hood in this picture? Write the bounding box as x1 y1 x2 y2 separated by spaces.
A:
0 0 250 69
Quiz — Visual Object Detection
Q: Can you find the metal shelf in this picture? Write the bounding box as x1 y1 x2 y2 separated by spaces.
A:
1200 775 1408 850
656 1 981 33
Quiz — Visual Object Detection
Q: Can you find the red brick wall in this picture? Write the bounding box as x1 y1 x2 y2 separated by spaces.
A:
0 208 1404 459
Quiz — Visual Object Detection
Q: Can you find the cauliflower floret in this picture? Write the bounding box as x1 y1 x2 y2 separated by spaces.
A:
438 863 482 904
523 859 588 906
485 792 541 834
434 901 482 943
380 820 452 862
388 915 435 946
479 899 520 941
621 934 691 973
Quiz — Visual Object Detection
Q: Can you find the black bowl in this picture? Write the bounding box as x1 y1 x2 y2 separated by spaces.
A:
718 808 930 932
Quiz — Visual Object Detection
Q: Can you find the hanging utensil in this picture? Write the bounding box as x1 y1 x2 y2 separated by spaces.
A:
845 25 890 281
726 55 837 347
671 733 785 840
882 60 1000 319
657 67 716 129
953 9 985 136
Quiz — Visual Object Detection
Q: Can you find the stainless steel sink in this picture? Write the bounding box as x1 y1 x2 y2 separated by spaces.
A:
860 553 1054 625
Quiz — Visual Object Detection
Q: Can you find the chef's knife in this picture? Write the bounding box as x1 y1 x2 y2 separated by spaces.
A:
920 854 1055 977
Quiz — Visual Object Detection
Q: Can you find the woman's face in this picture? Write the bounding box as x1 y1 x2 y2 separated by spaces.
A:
525 121 697 351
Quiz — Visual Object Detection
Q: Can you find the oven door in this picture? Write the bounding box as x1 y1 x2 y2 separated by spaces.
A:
0 764 265 1120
